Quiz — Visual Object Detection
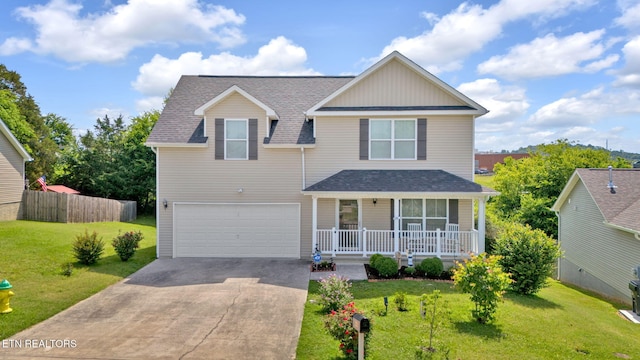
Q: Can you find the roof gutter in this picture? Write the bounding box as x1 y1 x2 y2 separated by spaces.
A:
604 221 640 240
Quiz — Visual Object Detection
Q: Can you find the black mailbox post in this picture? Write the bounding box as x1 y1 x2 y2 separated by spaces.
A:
630 280 640 315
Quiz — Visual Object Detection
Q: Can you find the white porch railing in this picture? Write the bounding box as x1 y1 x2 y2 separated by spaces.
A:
314 228 478 258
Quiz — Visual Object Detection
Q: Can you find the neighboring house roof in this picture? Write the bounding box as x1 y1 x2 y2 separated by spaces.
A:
552 168 640 234
475 153 529 171
0 117 33 161
147 51 489 146
303 170 497 198
47 185 80 194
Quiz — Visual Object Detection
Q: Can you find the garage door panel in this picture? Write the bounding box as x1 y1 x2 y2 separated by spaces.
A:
174 203 300 258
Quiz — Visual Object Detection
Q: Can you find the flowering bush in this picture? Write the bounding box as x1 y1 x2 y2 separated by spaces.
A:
73 230 104 265
324 302 371 359
112 230 144 261
452 253 511 323
318 274 353 312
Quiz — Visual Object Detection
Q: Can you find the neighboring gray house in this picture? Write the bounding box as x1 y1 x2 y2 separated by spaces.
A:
146 51 497 259
552 168 640 304
0 118 32 221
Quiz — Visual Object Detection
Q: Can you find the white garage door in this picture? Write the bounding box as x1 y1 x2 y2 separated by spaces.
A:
174 203 300 258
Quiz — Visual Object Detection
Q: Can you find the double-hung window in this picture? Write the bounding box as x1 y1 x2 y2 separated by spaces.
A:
400 199 448 230
369 119 416 159
225 119 248 160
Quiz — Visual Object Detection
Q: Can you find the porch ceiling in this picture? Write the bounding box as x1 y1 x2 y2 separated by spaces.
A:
302 169 498 199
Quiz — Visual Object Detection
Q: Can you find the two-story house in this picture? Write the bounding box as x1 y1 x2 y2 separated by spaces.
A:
146 51 497 259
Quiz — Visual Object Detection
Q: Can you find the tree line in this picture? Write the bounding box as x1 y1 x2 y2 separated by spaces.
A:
0 64 157 214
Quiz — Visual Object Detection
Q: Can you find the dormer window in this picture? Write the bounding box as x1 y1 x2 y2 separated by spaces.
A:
225 119 248 160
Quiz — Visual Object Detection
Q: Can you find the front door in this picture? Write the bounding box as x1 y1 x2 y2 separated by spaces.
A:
338 199 359 250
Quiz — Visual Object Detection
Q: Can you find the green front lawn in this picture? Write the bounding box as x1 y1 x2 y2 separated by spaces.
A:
298 279 639 359
0 217 156 340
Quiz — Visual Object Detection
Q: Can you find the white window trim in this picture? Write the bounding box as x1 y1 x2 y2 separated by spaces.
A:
400 199 448 231
224 119 248 160
369 119 417 160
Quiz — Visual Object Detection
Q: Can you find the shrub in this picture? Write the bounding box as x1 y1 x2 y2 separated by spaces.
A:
112 230 144 261
324 302 371 359
374 257 398 278
404 266 417 276
318 274 353 312
369 253 384 269
453 253 511 323
493 222 562 295
394 291 408 311
72 230 104 265
418 258 444 278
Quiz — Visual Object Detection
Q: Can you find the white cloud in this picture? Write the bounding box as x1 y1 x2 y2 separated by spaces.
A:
132 36 319 110
0 0 246 63
614 36 640 87
478 30 619 79
457 78 529 125
615 1 640 32
526 87 640 129
367 0 595 73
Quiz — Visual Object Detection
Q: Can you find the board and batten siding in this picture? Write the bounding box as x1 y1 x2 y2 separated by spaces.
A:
0 131 25 220
558 180 640 303
324 58 465 108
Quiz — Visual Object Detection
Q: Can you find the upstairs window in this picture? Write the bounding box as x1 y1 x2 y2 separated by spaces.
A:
369 119 416 160
225 119 248 160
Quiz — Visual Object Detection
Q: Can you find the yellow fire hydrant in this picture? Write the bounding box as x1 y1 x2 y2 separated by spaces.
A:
0 279 14 314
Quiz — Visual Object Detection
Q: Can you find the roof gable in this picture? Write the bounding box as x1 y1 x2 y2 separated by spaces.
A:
0 117 32 161
553 168 640 234
194 85 277 118
306 51 488 116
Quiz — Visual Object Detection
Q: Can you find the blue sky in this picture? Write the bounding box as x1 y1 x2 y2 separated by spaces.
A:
1 0 640 153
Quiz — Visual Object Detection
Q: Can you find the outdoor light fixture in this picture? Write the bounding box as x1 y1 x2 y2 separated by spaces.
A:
372 198 377 206
162 199 168 209
237 188 243 193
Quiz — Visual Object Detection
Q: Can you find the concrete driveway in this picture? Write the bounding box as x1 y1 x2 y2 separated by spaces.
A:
2 258 310 360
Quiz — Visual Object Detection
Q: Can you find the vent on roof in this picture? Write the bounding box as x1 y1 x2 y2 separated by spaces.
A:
607 165 617 194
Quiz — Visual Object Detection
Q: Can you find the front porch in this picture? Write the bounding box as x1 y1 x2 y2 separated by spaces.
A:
315 227 478 257
302 170 499 259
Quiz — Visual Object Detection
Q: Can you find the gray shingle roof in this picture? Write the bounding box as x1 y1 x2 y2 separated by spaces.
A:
303 170 484 193
577 168 640 232
147 76 354 145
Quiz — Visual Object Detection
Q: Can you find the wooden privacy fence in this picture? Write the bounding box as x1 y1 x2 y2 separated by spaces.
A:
22 190 136 223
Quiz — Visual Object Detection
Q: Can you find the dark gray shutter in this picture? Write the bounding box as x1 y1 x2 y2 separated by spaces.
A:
248 118 258 160
448 199 458 224
390 199 395 231
359 118 369 160
215 118 224 160
417 118 427 160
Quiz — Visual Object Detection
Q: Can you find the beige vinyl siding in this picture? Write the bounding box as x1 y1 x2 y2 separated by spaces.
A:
324 58 465 107
307 116 474 184
0 132 24 205
317 198 335 229
559 180 640 302
458 199 473 231
157 93 310 258
362 199 391 230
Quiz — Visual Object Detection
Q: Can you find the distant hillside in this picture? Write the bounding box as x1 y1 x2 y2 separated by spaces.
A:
506 143 640 163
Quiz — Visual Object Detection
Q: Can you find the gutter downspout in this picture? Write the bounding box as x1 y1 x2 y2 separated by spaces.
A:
300 147 306 190
151 146 160 259
555 210 561 281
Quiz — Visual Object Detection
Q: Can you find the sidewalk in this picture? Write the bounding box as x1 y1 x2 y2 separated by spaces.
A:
309 263 368 281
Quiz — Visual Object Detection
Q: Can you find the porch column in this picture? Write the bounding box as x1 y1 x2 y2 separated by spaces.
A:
478 197 486 254
312 196 318 252
393 198 400 253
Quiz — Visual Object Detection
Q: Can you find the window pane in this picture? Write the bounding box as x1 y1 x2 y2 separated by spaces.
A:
426 219 446 231
395 120 415 139
370 120 391 139
401 199 422 217
394 141 415 159
371 141 391 159
402 219 422 231
226 120 246 140
426 199 447 217
226 140 247 159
